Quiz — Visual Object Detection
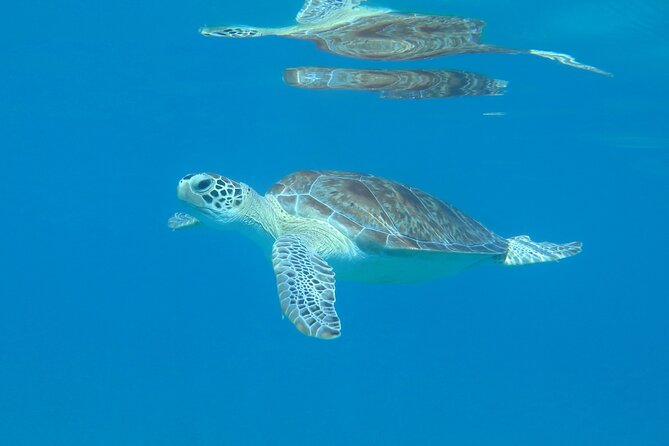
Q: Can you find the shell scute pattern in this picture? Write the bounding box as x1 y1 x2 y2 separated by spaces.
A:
284 170 321 194
312 175 398 233
407 188 505 253
362 176 443 241
357 228 390 251
328 213 364 239
268 171 508 254
275 193 298 215
387 234 420 250
268 182 287 195
296 195 333 220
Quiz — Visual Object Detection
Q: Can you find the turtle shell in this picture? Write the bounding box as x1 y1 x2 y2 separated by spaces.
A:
283 67 507 99
290 13 508 61
267 170 508 254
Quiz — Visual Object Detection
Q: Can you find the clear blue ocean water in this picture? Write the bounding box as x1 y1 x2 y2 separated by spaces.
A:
2 0 668 444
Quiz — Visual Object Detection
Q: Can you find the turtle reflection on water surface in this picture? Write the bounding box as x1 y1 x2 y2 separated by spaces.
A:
283 67 507 99
200 0 611 76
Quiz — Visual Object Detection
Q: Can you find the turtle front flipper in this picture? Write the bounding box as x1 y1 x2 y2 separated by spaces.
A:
167 212 199 230
272 235 341 339
296 0 367 24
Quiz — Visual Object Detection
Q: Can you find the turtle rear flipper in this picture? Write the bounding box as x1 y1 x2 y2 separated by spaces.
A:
529 49 612 77
504 235 582 266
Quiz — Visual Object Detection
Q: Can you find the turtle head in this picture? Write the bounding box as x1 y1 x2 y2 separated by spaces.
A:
176 173 251 224
199 25 264 38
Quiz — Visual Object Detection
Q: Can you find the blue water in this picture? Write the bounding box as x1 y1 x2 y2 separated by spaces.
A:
2 0 668 444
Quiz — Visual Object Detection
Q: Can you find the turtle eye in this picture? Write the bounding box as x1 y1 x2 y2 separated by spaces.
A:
195 179 213 192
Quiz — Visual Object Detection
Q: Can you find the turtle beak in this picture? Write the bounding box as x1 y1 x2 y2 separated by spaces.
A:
176 178 191 201
199 26 220 37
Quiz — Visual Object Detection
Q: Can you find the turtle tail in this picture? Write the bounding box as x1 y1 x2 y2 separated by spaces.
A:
503 235 582 266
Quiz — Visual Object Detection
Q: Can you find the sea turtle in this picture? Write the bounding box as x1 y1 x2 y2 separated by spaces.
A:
200 0 611 76
169 171 582 339
283 66 507 99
